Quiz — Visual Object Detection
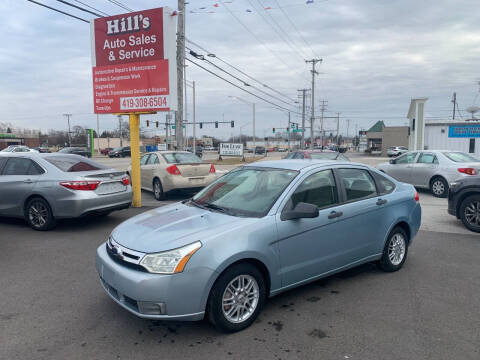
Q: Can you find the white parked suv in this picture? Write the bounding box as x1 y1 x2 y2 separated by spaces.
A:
387 146 408 157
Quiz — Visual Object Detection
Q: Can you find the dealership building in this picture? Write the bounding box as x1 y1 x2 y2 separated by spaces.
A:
408 97 480 156
0 133 40 150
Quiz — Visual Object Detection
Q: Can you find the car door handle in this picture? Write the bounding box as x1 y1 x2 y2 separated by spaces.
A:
376 199 388 205
23 179 33 183
328 211 343 219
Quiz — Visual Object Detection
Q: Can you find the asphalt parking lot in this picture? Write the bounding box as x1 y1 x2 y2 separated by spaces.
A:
1 153 479 360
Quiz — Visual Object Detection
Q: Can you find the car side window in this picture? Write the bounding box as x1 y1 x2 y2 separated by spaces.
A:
2 158 40 175
140 154 150 165
28 161 45 175
294 153 305 159
290 170 338 209
395 152 417 164
284 152 295 159
147 154 159 165
371 171 395 195
0 157 7 174
338 168 377 201
417 153 437 164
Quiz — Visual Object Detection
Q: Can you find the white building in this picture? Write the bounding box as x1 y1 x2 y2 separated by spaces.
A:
425 122 480 157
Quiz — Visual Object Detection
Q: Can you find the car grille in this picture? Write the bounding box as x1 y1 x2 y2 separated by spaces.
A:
106 236 148 273
100 278 139 312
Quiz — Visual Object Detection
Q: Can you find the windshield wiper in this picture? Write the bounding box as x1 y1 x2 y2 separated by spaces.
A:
188 199 234 215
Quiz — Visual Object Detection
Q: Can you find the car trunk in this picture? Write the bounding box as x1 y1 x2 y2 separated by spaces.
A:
83 170 128 195
176 163 211 177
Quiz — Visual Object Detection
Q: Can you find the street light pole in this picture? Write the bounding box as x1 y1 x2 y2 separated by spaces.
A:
192 80 196 154
252 103 256 159
63 113 72 146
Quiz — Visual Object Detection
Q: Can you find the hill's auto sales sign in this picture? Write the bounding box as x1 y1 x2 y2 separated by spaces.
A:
90 7 177 114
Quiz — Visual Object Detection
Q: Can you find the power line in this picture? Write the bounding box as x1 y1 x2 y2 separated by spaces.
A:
186 57 300 115
187 48 296 107
55 0 104 17
272 0 320 59
73 0 110 16
26 0 89 23
185 38 295 102
219 0 309 84
103 0 134 12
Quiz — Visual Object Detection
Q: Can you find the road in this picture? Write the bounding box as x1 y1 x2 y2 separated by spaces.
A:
0 208 479 360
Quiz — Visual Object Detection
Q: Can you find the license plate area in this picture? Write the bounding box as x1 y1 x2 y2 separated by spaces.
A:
96 181 126 195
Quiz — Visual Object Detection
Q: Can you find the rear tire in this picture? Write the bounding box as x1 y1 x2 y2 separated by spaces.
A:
459 195 480 233
430 177 448 198
378 226 408 272
153 178 166 200
207 263 266 333
25 197 56 231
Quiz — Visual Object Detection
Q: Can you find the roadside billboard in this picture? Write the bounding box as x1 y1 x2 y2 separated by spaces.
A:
90 7 177 114
220 143 243 156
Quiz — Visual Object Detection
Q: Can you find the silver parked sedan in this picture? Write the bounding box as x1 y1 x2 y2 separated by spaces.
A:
96 159 421 332
377 150 480 197
127 151 217 200
0 152 132 230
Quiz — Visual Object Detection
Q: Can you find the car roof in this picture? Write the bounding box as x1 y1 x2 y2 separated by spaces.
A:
244 159 355 171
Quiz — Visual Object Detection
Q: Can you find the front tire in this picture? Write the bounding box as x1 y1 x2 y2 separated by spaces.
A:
153 178 166 200
459 195 480 233
25 197 56 231
378 227 408 272
207 263 266 333
430 177 448 198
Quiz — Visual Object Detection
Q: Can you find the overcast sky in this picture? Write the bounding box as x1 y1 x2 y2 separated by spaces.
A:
1 0 479 140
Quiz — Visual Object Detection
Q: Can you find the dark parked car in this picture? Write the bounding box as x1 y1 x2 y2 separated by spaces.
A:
185 146 203 159
255 146 266 155
58 147 90 158
284 150 350 161
448 177 480 233
101 147 113 155
109 146 131 158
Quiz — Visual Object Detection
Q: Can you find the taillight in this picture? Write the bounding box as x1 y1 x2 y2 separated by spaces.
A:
414 191 419 202
60 181 100 191
458 168 477 175
122 176 130 186
209 164 216 173
166 165 181 175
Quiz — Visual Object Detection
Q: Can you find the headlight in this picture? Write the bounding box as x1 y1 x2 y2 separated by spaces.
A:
140 241 202 274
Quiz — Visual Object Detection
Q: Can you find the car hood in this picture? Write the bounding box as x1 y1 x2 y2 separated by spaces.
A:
111 202 254 253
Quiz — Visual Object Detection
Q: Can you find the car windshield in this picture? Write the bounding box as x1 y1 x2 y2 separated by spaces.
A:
163 152 202 164
310 152 339 160
443 152 480 163
45 155 108 172
111 147 122 152
1 147 14 152
191 168 298 217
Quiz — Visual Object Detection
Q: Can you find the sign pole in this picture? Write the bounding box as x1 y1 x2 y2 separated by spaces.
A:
129 113 142 208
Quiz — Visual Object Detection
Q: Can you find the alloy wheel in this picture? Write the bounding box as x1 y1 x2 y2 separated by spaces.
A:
432 180 445 196
154 182 160 198
388 233 406 266
222 275 259 324
28 201 49 228
464 201 480 227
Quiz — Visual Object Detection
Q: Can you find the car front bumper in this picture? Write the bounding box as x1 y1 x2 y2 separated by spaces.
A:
95 244 216 320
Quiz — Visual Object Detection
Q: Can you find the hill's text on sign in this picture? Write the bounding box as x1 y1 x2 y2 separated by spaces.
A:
90 7 177 114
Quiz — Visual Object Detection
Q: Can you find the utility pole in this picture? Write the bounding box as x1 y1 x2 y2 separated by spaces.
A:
319 100 328 148
305 58 322 149
287 111 291 153
336 112 340 145
63 113 72 146
298 89 309 149
175 0 185 149
184 64 188 148
452 92 457 120
165 113 170 150
346 119 350 138
118 115 123 146
252 103 256 159
192 80 196 154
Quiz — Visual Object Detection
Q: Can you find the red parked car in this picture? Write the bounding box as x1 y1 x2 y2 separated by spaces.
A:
101 148 113 155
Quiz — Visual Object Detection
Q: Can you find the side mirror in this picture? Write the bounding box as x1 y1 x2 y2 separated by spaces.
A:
282 202 319 221
389 159 395 164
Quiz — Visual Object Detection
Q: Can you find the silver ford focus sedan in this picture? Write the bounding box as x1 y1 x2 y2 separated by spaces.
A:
96 160 421 332
0 152 132 230
377 150 480 197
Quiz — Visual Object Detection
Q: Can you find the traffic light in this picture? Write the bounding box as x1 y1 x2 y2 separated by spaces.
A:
231 120 234 128
146 120 150 127
199 122 203 129
272 128 275 133
215 121 218 128
156 121 159 128
286 127 290 132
